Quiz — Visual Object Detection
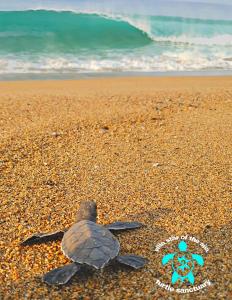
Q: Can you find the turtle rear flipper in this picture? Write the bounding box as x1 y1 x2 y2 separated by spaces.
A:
116 255 149 269
105 222 143 232
171 271 179 284
43 263 81 285
187 271 195 285
20 231 65 246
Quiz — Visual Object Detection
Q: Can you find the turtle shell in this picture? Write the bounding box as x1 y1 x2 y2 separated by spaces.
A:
61 220 120 269
172 252 194 277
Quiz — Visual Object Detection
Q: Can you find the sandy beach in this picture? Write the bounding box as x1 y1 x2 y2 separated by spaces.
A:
0 77 231 299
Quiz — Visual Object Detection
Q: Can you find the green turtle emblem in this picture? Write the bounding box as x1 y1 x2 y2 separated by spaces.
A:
162 240 204 285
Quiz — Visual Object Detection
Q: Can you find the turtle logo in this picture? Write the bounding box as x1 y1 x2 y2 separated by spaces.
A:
162 241 204 285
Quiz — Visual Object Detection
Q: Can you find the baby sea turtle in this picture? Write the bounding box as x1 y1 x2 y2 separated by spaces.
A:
21 200 148 285
162 240 204 285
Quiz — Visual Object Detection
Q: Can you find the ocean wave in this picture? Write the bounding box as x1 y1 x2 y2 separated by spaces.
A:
0 9 232 74
0 10 152 54
0 10 232 54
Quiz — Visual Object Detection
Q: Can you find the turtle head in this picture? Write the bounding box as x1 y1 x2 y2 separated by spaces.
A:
76 200 97 223
178 241 188 252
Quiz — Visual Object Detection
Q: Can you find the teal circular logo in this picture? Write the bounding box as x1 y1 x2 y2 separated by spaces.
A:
162 241 204 285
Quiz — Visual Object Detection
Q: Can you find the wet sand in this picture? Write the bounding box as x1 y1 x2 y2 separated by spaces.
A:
0 77 231 299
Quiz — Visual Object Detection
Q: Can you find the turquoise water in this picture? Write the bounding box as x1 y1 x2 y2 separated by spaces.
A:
0 10 232 74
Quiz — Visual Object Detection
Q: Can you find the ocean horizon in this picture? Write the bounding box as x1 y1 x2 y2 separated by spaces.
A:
0 0 232 79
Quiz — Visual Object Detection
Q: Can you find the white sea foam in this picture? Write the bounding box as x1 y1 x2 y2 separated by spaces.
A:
150 34 232 46
0 51 232 74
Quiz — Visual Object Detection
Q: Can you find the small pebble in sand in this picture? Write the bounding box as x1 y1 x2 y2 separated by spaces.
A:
99 126 109 133
44 180 56 186
50 131 62 137
152 163 161 167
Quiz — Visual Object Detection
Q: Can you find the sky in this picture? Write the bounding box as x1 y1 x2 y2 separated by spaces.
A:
174 0 231 3
177 0 231 3
0 0 231 20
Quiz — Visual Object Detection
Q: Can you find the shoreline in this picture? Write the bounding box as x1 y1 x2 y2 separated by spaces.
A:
0 75 232 90
0 70 232 81
0 76 231 299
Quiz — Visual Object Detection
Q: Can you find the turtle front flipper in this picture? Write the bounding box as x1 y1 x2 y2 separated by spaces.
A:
116 255 149 269
105 221 143 232
162 253 175 265
192 253 204 266
20 231 65 246
43 263 81 285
